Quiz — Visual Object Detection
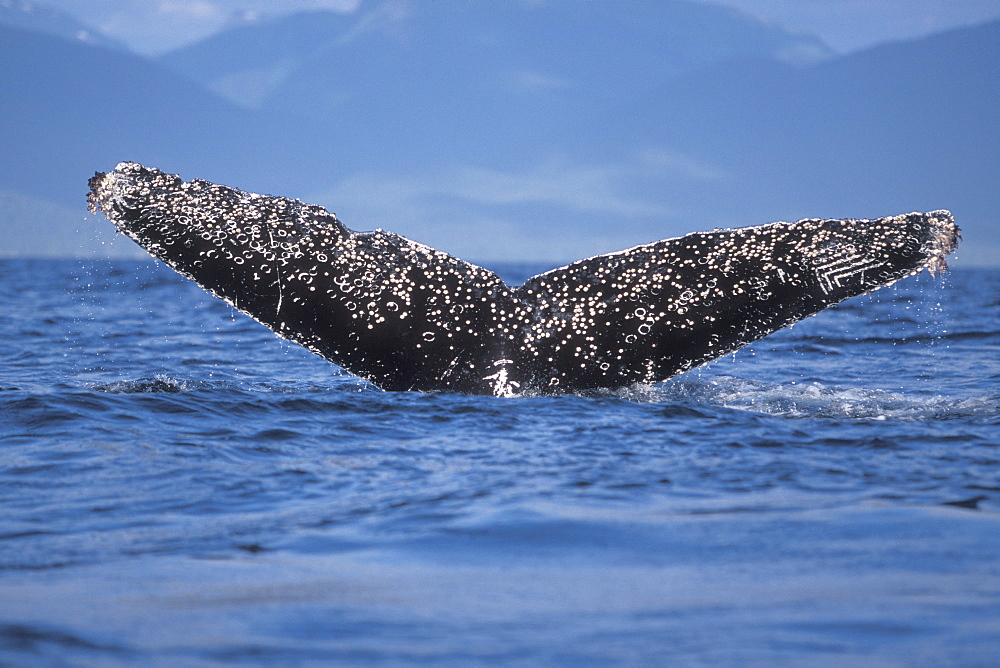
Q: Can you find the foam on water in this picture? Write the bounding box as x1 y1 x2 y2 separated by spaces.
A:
629 374 1000 421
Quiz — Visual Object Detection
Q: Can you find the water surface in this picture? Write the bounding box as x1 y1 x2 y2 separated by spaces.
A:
1 259 998 664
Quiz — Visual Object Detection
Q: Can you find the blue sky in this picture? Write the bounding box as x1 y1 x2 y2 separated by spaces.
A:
36 0 1000 55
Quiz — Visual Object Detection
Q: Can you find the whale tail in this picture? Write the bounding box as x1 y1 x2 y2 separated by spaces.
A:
88 162 959 396
512 209 959 390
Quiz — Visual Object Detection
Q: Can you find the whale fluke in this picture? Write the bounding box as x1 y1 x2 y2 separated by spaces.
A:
88 162 959 396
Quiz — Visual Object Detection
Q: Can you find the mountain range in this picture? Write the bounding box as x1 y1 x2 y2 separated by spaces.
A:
0 0 125 51
1 0 996 265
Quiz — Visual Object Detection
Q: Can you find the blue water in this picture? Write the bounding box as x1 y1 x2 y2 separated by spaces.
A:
1 258 998 665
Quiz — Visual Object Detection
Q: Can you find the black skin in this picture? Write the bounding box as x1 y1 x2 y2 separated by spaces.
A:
89 163 959 396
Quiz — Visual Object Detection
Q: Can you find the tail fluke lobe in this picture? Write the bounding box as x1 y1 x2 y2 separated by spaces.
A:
89 162 959 396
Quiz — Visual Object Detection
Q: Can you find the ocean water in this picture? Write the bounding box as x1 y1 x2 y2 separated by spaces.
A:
1 258 998 665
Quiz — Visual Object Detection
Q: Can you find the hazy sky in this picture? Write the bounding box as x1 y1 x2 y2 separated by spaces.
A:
36 0 1000 55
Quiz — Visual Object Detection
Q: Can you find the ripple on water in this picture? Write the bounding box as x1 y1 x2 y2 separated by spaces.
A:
0 261 997 663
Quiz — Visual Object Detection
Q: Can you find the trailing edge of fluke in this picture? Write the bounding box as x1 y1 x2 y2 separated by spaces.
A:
88 162 959 396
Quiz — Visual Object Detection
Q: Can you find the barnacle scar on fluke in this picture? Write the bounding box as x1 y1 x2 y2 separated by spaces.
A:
87 162 960 397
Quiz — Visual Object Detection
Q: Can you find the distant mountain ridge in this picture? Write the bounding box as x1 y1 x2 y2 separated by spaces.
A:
1 2 996 265
154 0 837 196
593 18 1000 230
0 21 351 257
0 0 126 50
0 24 305 200
161 0 833 112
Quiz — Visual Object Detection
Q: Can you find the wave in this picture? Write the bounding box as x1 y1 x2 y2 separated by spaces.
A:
90 375 206 394
2 362 989 439
77 372 1000 422
614 374 999 421
87 374 371 395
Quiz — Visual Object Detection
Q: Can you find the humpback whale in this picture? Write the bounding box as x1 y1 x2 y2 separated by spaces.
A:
88 162 959 397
